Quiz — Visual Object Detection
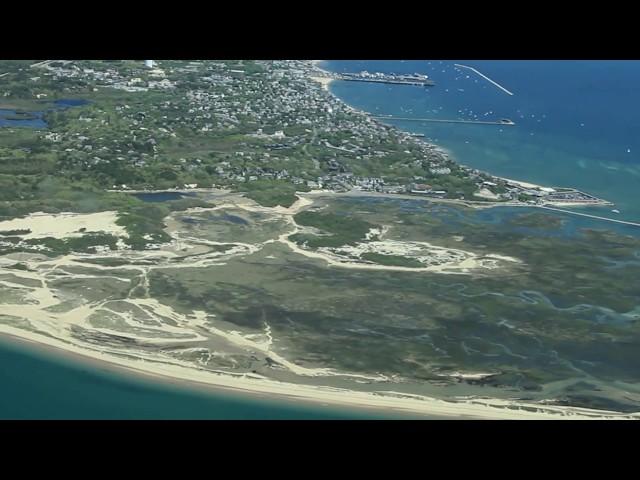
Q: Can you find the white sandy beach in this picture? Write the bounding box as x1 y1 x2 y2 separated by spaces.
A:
500 177 554 192
308 60 334 91
0 325 637 420
309 76 334 91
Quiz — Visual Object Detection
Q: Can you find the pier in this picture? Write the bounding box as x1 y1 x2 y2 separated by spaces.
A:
318 71 435 87
454 64 514 96
340 76 435 87
372 115 515 126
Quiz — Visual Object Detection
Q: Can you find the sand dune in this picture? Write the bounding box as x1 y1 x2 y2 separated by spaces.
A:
0 211 127 239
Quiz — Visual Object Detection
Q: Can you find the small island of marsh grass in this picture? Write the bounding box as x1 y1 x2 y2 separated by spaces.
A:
290 210 378 248
361 252 424 268
0 229 31 236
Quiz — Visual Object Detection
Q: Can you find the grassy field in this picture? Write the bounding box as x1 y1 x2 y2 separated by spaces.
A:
361 252 424 268
291 211 378 248
238 179 305 208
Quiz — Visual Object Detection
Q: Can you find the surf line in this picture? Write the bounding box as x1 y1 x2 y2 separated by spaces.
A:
454 64 514 96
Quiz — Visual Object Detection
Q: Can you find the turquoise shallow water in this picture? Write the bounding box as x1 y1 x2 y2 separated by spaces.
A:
323 60 640 224
0 338 386 419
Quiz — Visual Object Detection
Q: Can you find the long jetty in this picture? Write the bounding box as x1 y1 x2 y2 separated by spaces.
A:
372 115 515 126
537 206 640 228
454 63 514 96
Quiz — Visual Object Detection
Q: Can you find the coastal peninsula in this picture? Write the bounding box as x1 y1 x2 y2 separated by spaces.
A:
0 60 639 419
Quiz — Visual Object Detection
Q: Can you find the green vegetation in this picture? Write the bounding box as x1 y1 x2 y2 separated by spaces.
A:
116 204 171 250
430 172 481 200
65 233 119 253
237 180 304 208
291 211 377 248
5 262 31 271
1 233 122 257
164 197 212 212
0 175 176 251
0 229 31 236
508 212 563 229
0 60 499 213
361 252 423 268
79 258 135 267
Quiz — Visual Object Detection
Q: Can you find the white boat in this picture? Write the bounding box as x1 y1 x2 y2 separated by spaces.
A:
612 209 620 214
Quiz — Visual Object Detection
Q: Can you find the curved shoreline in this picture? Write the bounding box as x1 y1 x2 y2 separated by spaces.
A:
0 330 395 419
0 325 637 419
308 61 532 190
1 191 638 419
0 196 638 419
309 60 624 226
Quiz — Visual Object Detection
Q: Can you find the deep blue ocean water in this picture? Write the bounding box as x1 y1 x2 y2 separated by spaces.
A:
324 60 640 224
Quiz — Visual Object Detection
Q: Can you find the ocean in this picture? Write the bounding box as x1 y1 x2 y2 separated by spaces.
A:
323 60 640 224
0 337 383 420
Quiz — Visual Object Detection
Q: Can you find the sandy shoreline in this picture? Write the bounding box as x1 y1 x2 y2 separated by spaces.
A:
0 324 636 419
500 177 554 192
0 329 401 419
0 196 637 419
308 61 333 91
0 324 640 420
309 76 334 91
